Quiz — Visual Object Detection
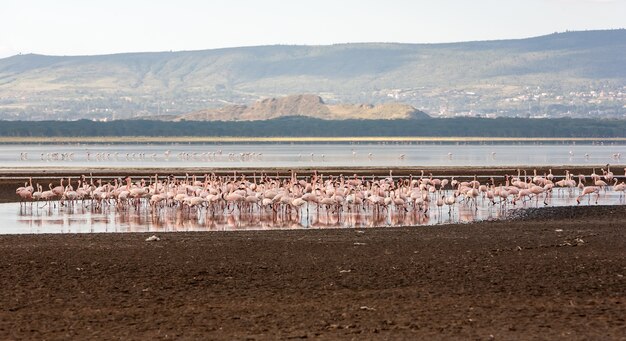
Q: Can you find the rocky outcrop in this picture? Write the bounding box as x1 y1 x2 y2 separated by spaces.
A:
177 94 429 121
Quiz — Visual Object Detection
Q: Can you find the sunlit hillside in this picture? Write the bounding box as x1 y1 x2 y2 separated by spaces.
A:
0 29 624 120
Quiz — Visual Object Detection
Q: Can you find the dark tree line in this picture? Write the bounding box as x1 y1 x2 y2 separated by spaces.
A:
0 117 625 137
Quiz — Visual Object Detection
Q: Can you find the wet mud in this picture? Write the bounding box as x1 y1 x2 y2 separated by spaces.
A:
0 205 624 339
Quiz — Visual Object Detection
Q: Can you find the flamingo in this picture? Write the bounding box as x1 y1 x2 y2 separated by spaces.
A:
291 197 307 218
63 182 78 204
16 185 33 206
15 167 623 232
40 184 56 208
31 184 43 203
576 186 600 205
529 185 548 205
594 179 608 191
51 178 65 198
444 194 457 214
516 188 532 204
613 180 626 200
603 164 614 183
435 195 444 215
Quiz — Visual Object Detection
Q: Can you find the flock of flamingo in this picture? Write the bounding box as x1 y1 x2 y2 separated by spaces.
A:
22 150 395 163
13 165 626 229
17 148 623 164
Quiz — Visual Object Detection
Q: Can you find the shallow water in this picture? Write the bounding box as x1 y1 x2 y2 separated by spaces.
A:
2 142 625 168
2 188 623 234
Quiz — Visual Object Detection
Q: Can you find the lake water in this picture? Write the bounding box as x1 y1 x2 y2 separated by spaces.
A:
2 142 625 234
2 188 623 234
1 142 625 168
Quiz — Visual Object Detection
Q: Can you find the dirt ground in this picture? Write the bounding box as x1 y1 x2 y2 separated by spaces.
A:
0 204 624 340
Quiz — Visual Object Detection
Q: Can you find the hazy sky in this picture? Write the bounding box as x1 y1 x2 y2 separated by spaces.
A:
1 0 624 58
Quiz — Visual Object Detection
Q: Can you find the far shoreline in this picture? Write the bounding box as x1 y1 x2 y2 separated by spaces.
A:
0 165 621 178
2 136 626 143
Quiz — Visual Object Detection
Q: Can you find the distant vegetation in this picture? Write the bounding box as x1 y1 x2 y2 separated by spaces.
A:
0 30 625 120
1 117 626 138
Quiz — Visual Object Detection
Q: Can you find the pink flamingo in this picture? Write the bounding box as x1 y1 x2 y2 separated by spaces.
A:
51 178 65 199
31 184 43 203
603 164 614 182
576 186 600 204
40 184 56 208
16 179 34 206
613 180 626 200
594 179 608 191
444 194 457 214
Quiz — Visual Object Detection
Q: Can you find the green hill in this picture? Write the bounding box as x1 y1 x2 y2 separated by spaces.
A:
0 29 624 120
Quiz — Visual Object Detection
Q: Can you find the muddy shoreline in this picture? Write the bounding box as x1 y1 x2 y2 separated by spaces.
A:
1 167 625 339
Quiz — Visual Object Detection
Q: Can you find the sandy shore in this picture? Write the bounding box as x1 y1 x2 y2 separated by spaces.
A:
0 205 624 340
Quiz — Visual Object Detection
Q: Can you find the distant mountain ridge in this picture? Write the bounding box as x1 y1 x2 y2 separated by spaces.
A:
0 29 624 120
177 94 429 121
